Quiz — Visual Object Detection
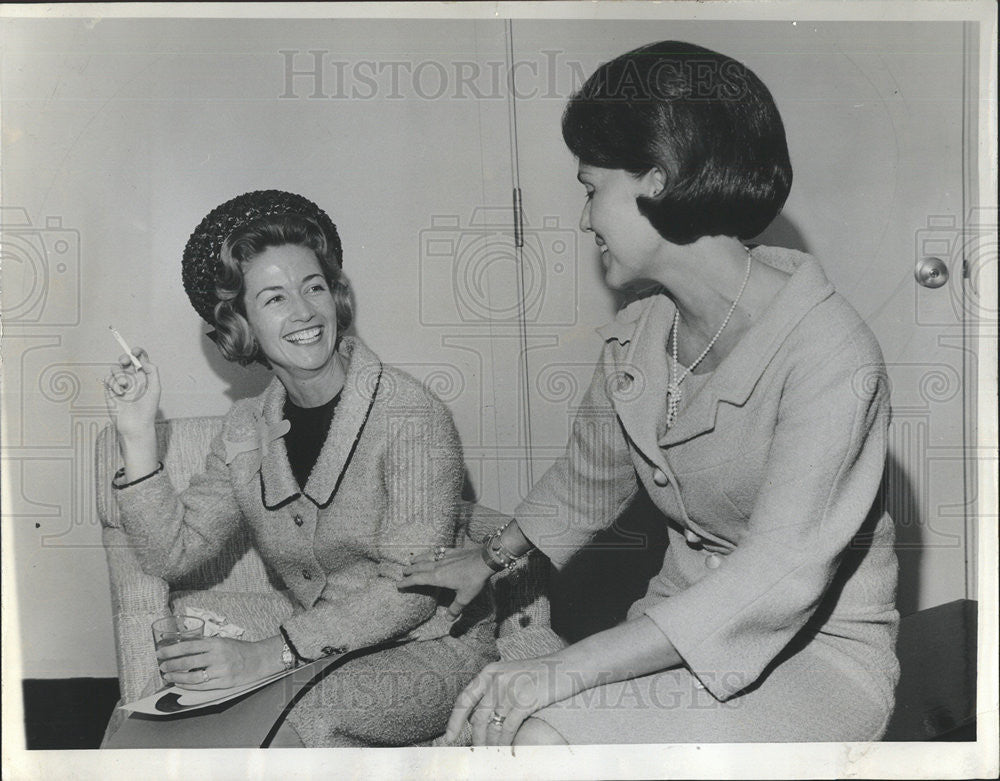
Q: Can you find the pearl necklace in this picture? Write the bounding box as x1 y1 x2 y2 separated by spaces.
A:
666 247 753 429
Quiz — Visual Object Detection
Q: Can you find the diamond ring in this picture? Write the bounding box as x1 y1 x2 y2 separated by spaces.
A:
488 711 506 729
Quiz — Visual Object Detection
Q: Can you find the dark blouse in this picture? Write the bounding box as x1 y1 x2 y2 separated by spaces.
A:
283 392 342 489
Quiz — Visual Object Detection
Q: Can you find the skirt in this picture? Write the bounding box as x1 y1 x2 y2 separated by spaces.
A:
284 633 497 747
529 646 892 743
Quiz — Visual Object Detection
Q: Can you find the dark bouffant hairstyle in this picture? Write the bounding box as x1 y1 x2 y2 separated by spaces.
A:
562 41 792 244
213 213 353 366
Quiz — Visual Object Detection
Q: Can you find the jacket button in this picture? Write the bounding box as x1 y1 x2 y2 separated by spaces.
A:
705 553 722 570
293 514 303 526
652 469 669 487
302 570 312 580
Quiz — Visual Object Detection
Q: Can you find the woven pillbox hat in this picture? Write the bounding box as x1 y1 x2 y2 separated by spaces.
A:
181 190 343 324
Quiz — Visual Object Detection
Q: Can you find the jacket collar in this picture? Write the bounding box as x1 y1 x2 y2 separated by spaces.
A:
258 336 383 509
599 248 835 465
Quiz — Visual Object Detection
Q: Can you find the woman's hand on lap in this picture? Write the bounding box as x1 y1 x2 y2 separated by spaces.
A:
445 656 580 746
157 636 281 690
397 546 493 619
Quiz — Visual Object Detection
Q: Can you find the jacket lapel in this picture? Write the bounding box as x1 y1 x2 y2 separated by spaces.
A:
660 250 835 446
257 378 301 510
601 296 673 472
302 337 382 508
254 337 383 511
599 249 836 455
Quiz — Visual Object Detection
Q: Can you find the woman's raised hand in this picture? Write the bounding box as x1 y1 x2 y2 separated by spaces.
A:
397 546 493 619
103 347 160 438
104 348 161 480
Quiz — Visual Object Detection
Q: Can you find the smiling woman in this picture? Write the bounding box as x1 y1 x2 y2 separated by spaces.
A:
218 221 350 404
102 190 497 747
400 41 900 746
240 245 344 394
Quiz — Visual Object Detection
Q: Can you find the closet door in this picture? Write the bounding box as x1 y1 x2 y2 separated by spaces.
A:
508 20 976 614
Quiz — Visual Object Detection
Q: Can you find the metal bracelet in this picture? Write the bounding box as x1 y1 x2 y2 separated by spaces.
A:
484 521 525 571
480 541 506 572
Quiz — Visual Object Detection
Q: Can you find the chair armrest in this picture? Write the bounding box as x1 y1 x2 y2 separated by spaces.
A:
102 526 170 703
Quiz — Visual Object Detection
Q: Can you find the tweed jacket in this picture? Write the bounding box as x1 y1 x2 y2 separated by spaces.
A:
516 246 900 709
116 337 468 660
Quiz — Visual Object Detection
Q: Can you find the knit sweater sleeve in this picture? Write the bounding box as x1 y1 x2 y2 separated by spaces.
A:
280 394 464 658
515 354 640 568
114 428 242 583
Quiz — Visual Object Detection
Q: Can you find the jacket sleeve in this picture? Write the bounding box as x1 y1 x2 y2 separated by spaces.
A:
281 396 465 658
644 325 892 701
515 354 640 568
114 431 243 582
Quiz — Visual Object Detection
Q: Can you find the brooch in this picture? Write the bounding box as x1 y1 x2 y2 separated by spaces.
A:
222 416 291 478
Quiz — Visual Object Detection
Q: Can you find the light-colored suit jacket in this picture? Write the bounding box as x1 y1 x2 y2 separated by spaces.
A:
517 246 900 711
116 337 470 660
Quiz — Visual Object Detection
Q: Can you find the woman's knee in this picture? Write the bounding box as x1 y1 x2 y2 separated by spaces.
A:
512 717 568 746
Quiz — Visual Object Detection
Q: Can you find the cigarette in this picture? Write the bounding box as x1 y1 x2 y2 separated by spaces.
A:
109 326 144 371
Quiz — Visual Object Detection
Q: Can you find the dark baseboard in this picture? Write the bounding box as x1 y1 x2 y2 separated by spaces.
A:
21 678 120 750
936 722 978 741
883 600 978 741
19 674 977 749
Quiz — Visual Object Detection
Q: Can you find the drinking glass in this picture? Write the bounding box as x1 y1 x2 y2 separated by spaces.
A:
151 614 204 650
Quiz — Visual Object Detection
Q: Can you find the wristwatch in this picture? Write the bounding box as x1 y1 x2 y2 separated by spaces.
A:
280 640 296 671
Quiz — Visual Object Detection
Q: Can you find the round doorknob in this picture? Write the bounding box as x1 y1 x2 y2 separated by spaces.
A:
915 257 949 289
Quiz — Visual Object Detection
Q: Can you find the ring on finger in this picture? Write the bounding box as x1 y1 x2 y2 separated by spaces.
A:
488 710 506 729
433 545 448 561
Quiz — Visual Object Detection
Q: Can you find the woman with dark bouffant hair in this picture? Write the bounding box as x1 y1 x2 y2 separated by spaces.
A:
104 191 498 747
402 41 899 744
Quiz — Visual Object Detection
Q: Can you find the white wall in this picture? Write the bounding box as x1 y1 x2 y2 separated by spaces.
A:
1 16 980 679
